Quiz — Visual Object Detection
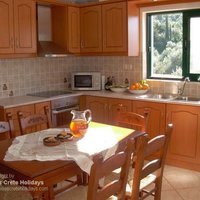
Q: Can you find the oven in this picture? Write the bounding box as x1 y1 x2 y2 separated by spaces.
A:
51 95 80 127
27 91 80 127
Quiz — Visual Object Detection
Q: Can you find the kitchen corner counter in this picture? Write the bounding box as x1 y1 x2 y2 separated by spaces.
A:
0 96 49 109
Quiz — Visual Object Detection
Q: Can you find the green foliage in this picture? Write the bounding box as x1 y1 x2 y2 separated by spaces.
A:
152 12 183 77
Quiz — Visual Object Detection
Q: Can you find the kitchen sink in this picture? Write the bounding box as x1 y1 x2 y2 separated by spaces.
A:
136 94 200 102
173 96 200 102
136 94 176 100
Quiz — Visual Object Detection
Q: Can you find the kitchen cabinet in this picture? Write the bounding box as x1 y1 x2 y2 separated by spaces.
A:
0 0 36 56
166 104 200 171
102 2 127 52
85 96 131 125
0 101 50 138
132 100 166 139
68 6 80 53
52 5 80 53
80 5 102 53
80 1 129 54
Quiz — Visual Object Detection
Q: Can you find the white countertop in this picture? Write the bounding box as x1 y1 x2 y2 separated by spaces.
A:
80 90 200 106
0 90 200 109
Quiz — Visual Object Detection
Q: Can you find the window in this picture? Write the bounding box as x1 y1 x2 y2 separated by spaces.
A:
147 9 200 81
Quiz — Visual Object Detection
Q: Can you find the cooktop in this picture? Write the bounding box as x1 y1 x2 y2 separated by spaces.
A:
27 91 73 98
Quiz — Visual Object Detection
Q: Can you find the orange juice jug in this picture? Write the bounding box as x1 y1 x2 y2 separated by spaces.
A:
70 109 92 137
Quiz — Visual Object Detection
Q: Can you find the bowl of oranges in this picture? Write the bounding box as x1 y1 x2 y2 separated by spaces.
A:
129 80 150 95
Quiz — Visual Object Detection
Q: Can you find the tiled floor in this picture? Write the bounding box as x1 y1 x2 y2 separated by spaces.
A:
56 165 200 200
149 165 200 200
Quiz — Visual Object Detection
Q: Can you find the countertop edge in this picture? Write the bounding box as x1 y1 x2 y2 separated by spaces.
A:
0 91 200 109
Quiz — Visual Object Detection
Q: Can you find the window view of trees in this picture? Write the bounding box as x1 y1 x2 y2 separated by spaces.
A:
150 13 183 78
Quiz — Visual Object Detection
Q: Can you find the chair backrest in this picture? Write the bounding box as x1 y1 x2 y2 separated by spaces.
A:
87 138 135 200
17 106 52 135
115 111 148 132
130 123 173 200
0 113 14 140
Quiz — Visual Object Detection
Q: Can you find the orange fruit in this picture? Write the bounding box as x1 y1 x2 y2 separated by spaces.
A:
130 83 136 90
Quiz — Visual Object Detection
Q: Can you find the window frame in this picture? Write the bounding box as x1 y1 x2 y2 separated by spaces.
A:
183 9 200 81
147 9 200 82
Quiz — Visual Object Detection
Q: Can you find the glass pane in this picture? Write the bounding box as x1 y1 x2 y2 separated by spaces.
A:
190 17 200 74
150 13 183 78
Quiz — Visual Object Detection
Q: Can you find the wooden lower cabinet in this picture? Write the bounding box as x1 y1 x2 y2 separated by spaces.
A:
132 100 166 139
0 101 50 138
166 104 200 171
85 96 131 125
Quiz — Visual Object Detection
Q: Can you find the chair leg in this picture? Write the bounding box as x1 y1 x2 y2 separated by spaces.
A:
154 179 162 200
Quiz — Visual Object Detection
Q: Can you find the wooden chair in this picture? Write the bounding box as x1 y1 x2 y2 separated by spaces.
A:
115 111 148 132
17 106 52 135
0 113 14 140
126 123 173 200
58 138 135 200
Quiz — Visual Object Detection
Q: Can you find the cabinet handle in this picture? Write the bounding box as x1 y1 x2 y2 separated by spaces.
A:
117 104 124 112
144 108 150 115
15 38 19 48
81 40 84 49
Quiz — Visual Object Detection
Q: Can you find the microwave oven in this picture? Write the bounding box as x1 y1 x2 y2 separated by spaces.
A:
71 72 101 90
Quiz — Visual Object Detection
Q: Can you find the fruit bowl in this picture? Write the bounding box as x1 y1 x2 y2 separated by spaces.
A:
129 89 149 95
110 86 128 93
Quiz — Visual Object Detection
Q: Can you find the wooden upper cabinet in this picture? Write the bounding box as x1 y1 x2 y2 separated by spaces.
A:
102 2 127 52
0 0 36 55
68 6 80 53
0 0 14 54
80 5 102 53
14 0 36 53
51 5 80 53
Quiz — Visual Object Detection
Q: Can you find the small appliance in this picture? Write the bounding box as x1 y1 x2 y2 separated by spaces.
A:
71 72 101 91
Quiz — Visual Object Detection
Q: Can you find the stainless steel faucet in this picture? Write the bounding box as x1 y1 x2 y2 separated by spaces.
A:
178 77 190 96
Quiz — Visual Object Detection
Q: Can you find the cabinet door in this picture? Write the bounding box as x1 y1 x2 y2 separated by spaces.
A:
102 2 127 52
6 104 35 137
132 101 166 139
0 0 14 53
14 0 36 53
86 96 108 123
52 6 68 50
80 5 102 53
108 98 131 125
166 104 200 163
68 6 80 53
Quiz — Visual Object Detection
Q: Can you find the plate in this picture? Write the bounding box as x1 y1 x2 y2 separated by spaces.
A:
110 86 127 93
56 131 73 142
128 89 148 95
43 136 60 146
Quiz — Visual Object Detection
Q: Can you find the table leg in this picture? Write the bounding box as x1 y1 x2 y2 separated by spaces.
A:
82 172 89 185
